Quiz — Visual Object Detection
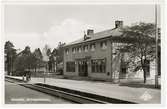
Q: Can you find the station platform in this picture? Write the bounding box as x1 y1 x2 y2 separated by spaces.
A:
5 75 161 104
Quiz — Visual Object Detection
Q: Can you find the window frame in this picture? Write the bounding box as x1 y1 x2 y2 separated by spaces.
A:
83 45 88 52
72 47 76 54
100 41 107 49
66 61 75 72
65 48 69 55
90 43 96 51
91 59 106 73
77 46 82 53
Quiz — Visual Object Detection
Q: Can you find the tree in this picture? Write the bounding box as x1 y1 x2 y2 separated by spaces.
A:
56 42 65 73
14 54 26 74
46 42 65 72
56 42 65 64
42 44 51 72
4 41 17 75
22 46 33 70
33 48 43 72
48 48 57 72
119 23 156 83
14 46 35 75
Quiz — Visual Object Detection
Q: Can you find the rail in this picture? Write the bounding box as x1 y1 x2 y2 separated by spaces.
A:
5 76 137 104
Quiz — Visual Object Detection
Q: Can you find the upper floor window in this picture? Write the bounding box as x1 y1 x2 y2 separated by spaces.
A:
77 46 82 53
90 43 96 51
72 47 76 54
83 45 88 52
65 48 69 55
100 41 107 49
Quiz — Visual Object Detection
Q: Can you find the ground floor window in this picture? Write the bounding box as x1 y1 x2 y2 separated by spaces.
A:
91 59 106 73
66 61 75 72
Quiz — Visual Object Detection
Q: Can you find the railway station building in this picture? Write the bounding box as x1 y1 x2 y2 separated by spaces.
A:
63 21 156 81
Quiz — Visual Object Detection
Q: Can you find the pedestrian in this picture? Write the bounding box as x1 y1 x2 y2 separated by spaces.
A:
22 71 26 81
22 74 24 81
28 71 31 81
26 71 29 82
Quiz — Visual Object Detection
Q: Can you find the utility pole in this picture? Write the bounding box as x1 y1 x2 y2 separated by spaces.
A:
155 4 159 88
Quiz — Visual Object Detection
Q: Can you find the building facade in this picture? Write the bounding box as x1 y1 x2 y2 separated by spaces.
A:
63 21 156 81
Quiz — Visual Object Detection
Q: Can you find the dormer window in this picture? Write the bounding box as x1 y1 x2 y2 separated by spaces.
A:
90 43 96 51
65 48 69 55
101 41 107 49
83 45 88 52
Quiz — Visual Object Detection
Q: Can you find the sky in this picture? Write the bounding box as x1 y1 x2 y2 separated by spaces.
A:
4 4 160 51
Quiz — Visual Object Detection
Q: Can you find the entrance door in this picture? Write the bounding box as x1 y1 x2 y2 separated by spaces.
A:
83 61 88 76
119 61 127 79
78 60 88 77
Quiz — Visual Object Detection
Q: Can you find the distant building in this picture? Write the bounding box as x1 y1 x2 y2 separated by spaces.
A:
63 21 156 81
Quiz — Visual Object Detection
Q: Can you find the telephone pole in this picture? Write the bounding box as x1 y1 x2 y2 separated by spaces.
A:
155 4 159 88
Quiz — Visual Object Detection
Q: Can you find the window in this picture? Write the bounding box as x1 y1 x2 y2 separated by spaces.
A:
78 61 88 74
78 61 82 73
121 61 128 74
100 41 107 49
77 46 82 53
91 59 106 73
65 49 69 55
112 43 124 54
90 43 96 51
72 47 76 54
66 62 75 72
83 45 88 52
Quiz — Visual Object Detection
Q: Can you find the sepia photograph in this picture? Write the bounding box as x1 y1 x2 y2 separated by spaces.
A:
2 0 162 105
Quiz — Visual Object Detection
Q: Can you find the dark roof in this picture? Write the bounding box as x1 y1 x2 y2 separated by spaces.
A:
65 28 122 47
64 27 155 48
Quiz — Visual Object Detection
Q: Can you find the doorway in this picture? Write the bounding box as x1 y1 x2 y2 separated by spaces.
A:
78 60 88 77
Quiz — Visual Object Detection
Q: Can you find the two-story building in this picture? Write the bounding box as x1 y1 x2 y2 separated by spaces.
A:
63 21 156 81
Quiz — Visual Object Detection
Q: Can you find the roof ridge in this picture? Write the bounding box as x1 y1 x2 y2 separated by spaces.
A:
87 28 116 37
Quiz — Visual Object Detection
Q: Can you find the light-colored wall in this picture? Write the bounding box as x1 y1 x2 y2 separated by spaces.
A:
63 39 113 79
64 40 156 81
128 60 156 79
88 40 112 79
109 42 156 81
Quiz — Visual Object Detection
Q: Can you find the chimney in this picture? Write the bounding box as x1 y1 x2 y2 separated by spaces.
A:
115 20 123 28
84 31 87 40
87 29 94 35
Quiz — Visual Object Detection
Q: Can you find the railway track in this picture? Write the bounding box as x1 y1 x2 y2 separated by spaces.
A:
5 77 136 104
